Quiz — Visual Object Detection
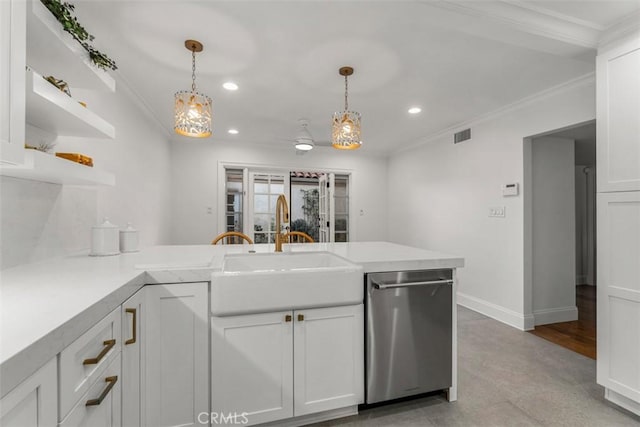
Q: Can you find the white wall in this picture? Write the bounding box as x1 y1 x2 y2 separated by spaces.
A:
387 77 595 330
169 143 387 244
0 77 172 269
531 136 577 325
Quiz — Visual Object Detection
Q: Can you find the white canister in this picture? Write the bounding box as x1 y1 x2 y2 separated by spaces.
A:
90 217 120 256
119 223 139 253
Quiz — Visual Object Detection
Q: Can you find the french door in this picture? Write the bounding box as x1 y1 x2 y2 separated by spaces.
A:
318 173 335 243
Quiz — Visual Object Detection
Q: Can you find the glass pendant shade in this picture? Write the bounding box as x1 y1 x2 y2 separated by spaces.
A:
174 90 212 138
332 110 361 150
332 66 361 150
174 40 212 138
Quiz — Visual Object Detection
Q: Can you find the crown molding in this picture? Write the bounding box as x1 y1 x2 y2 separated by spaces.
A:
429 0 601 48
599 10 640 49
396 72 595 154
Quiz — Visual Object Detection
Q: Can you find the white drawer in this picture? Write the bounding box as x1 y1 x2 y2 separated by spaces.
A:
59 307 121 421
60 353 122 427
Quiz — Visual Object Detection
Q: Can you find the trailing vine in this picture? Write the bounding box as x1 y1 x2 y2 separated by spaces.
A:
40 0 118 71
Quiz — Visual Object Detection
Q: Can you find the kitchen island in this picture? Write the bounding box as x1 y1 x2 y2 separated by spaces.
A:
0 242 463 426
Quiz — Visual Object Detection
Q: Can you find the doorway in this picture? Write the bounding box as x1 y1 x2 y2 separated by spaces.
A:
524 121 597 359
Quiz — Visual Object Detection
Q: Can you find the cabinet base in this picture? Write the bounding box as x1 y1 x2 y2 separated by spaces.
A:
605 388 640 417
260 405 358 427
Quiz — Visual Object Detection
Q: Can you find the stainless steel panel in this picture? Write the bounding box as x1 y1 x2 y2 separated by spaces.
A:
366 269 452 404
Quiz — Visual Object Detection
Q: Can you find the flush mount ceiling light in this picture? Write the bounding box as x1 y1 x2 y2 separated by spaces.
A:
332 66 361 150
222 82 238 91
174 39 212 138
408 107 422 114
227 129 239 135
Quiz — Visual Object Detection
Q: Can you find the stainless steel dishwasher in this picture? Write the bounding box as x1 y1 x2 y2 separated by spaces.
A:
365 269 452 404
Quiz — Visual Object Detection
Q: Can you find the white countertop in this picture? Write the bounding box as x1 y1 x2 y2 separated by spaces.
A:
0 241 463 396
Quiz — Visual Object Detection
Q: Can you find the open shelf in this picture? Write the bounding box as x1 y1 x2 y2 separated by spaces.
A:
26 0 115 92
26 69 115 139
0 149 115 186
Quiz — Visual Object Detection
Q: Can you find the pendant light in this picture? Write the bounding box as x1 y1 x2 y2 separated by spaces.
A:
174 40 212 138
332 66 361 150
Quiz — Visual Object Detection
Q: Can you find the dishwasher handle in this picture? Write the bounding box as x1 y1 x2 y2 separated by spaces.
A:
372 279 453 290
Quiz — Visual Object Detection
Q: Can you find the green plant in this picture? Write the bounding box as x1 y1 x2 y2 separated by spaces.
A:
41 0 117 71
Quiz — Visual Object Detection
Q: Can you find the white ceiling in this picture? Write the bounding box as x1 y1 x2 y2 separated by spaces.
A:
73 0 640 155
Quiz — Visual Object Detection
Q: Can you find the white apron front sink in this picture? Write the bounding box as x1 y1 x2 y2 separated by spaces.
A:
210 251 363 316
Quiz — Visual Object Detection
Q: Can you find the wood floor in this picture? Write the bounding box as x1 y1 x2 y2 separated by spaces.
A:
530 285 596 359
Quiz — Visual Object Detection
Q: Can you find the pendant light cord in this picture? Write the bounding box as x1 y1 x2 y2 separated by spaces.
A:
191 49 197 92
344 74 349 111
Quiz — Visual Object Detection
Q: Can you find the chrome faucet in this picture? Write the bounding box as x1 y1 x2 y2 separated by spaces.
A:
275 194 289 252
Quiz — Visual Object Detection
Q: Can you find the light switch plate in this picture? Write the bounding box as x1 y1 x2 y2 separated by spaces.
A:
489 207 506 217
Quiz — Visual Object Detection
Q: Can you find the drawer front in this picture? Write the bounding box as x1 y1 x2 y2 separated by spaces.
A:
60 307 121 420
60 353 122 427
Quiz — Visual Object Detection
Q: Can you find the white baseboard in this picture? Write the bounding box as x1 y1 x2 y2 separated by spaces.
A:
605 388 640 417
457 292 535 331
533 306 578 326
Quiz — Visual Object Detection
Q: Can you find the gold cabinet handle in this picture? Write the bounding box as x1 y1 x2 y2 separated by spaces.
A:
83 339 116 365
298 314 304 322
125 308 137 345
85 376 118 406
285 314 292 322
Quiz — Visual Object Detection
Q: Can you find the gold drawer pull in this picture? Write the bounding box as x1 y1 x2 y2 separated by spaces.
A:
298 314 304 321
83 339 116 365
85 376 118 407
285 314 292 322
125 308 137 345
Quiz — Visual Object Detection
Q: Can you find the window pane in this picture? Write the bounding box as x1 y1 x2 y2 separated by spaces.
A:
254 195 269 213
335 180 348 197
254 214 272 234
271 182 284 194
335 197 348 214
335 215 348 232
254 175 269 193
335 232 348 242
254 233 269 244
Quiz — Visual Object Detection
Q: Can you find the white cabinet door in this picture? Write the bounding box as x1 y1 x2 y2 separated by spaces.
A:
0 358 56 427
211 311 293 426
293 305 364 416
60 353 122 427
596 37 640 192
597 191 640 412
145 283 209 427
122 288 145 427
0 0 25 165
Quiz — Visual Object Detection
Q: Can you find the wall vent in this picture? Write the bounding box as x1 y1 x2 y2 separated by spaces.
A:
454 128 471 144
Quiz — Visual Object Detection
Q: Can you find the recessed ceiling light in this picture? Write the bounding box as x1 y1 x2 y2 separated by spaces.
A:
408 107 422 114
223 82 239 91
228 129 239 135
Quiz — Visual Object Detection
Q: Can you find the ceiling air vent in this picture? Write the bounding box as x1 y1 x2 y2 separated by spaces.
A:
454 128 471 144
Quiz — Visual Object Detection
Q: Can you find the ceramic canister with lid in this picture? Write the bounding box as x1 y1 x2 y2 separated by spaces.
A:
119 223 139 253
90 217 120 256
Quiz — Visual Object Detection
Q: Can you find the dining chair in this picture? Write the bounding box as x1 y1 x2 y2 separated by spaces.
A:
211 231 254 245
284 231 315 243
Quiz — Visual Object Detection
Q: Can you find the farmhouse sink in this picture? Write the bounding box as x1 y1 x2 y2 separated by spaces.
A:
210 251 363 316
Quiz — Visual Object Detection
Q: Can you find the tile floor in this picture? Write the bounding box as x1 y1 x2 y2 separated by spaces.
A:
312 306 640 427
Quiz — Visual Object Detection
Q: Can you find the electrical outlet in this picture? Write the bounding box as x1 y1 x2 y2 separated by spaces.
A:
489 207 506 218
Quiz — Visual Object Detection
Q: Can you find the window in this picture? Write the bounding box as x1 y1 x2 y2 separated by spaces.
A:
224 169 244 233
222 166 350 243
334 175 349 242
250 173 287 244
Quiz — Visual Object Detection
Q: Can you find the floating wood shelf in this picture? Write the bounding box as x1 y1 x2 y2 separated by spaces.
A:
0 149 115 186
26 69 115 139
